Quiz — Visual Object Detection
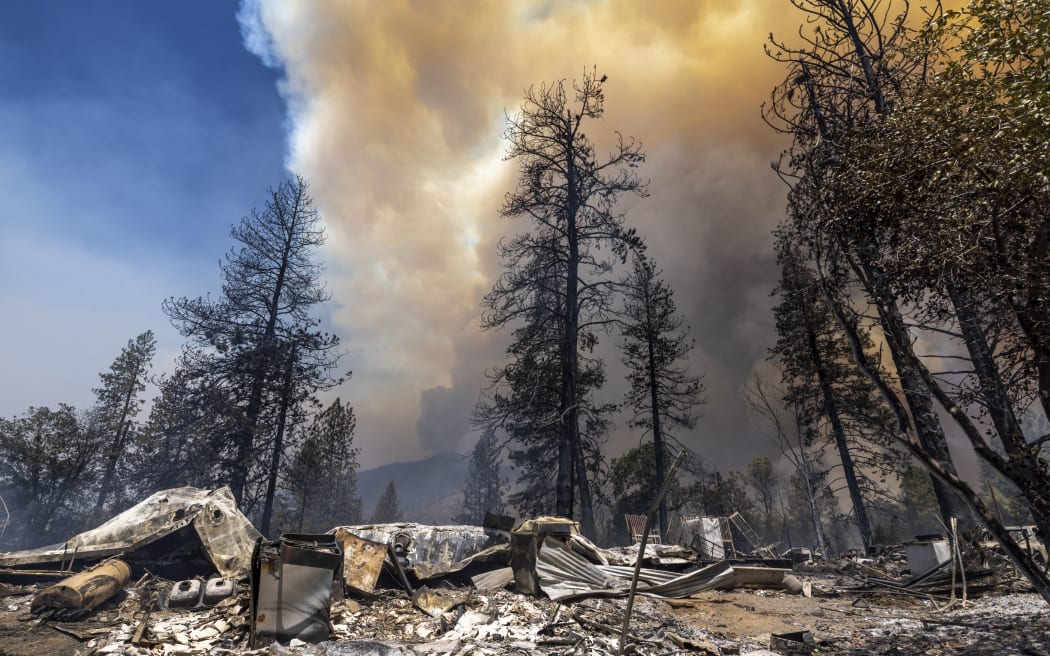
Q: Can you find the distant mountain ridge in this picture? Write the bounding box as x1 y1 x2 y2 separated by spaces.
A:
357 452 468 524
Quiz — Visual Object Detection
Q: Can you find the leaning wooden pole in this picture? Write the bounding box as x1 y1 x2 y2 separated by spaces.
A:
619 450 687 656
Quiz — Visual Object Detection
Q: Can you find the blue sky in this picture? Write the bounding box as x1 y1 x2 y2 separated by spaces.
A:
1 1 812 471
0 2 289 413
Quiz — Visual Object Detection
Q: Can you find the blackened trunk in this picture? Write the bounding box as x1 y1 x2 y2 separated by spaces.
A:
803 312 872 546
647 333 668 541
857 254 969 526
949 285 1050 539
260 349 296 536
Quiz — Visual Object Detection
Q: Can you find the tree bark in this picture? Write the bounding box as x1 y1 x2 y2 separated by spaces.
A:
949 284 1050 539
260 347 296 536
803 305 873 546
854 252 971 526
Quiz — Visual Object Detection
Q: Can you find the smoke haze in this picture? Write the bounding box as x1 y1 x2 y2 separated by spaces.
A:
238 0 803 469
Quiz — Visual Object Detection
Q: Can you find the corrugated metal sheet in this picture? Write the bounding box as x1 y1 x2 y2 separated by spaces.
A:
535 537 782 601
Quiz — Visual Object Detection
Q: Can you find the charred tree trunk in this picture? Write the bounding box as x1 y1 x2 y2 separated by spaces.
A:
803 308 873 546
557 157 579 524
853 252 970 526
647 333 668 541
260 347 296 536
558 119 595 536
949 284 1050 539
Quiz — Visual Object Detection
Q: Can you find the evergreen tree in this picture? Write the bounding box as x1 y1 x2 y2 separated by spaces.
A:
476 256 614 521
90 330 156 515
771 241 904 547
163 176 344 531
284 398 361 532
453 428 504 525
480 70 646 535
131 361 231 494
370 480 402 523
620 253 704 539
0 405 96 547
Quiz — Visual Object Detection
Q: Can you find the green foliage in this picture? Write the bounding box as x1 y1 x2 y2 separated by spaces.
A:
899 464 941 535
0 406 96 548
609 442 687 516
90 330 156 515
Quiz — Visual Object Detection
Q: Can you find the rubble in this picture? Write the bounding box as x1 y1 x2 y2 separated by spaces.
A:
2 489 1050 655
31 559 131 620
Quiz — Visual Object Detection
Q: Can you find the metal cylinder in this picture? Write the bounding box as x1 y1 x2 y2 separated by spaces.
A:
31 559 131 613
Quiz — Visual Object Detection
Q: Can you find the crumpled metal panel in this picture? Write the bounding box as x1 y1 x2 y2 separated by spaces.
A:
333 529 387 593
536 537 626 601
0 487 261 579
192 489 264 578
328 523 506 578
533 536 781 602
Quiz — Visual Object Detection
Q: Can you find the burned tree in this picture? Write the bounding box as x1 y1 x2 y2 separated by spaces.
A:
481 70 646 535
619 254 705 540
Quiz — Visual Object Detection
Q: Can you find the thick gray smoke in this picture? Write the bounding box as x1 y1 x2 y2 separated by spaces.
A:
239 0 798 469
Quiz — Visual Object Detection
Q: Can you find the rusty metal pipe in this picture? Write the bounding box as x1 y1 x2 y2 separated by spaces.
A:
31 558 131 614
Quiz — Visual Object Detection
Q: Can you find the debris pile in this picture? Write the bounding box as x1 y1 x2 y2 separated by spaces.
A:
1 488 1048 656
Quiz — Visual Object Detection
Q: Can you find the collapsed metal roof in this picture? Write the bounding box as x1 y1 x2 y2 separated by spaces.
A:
0 487 261 579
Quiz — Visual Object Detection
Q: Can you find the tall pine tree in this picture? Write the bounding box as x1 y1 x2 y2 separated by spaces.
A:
163 176 344 531
480 70 646 535
620 254 704 540
90 330 156 515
